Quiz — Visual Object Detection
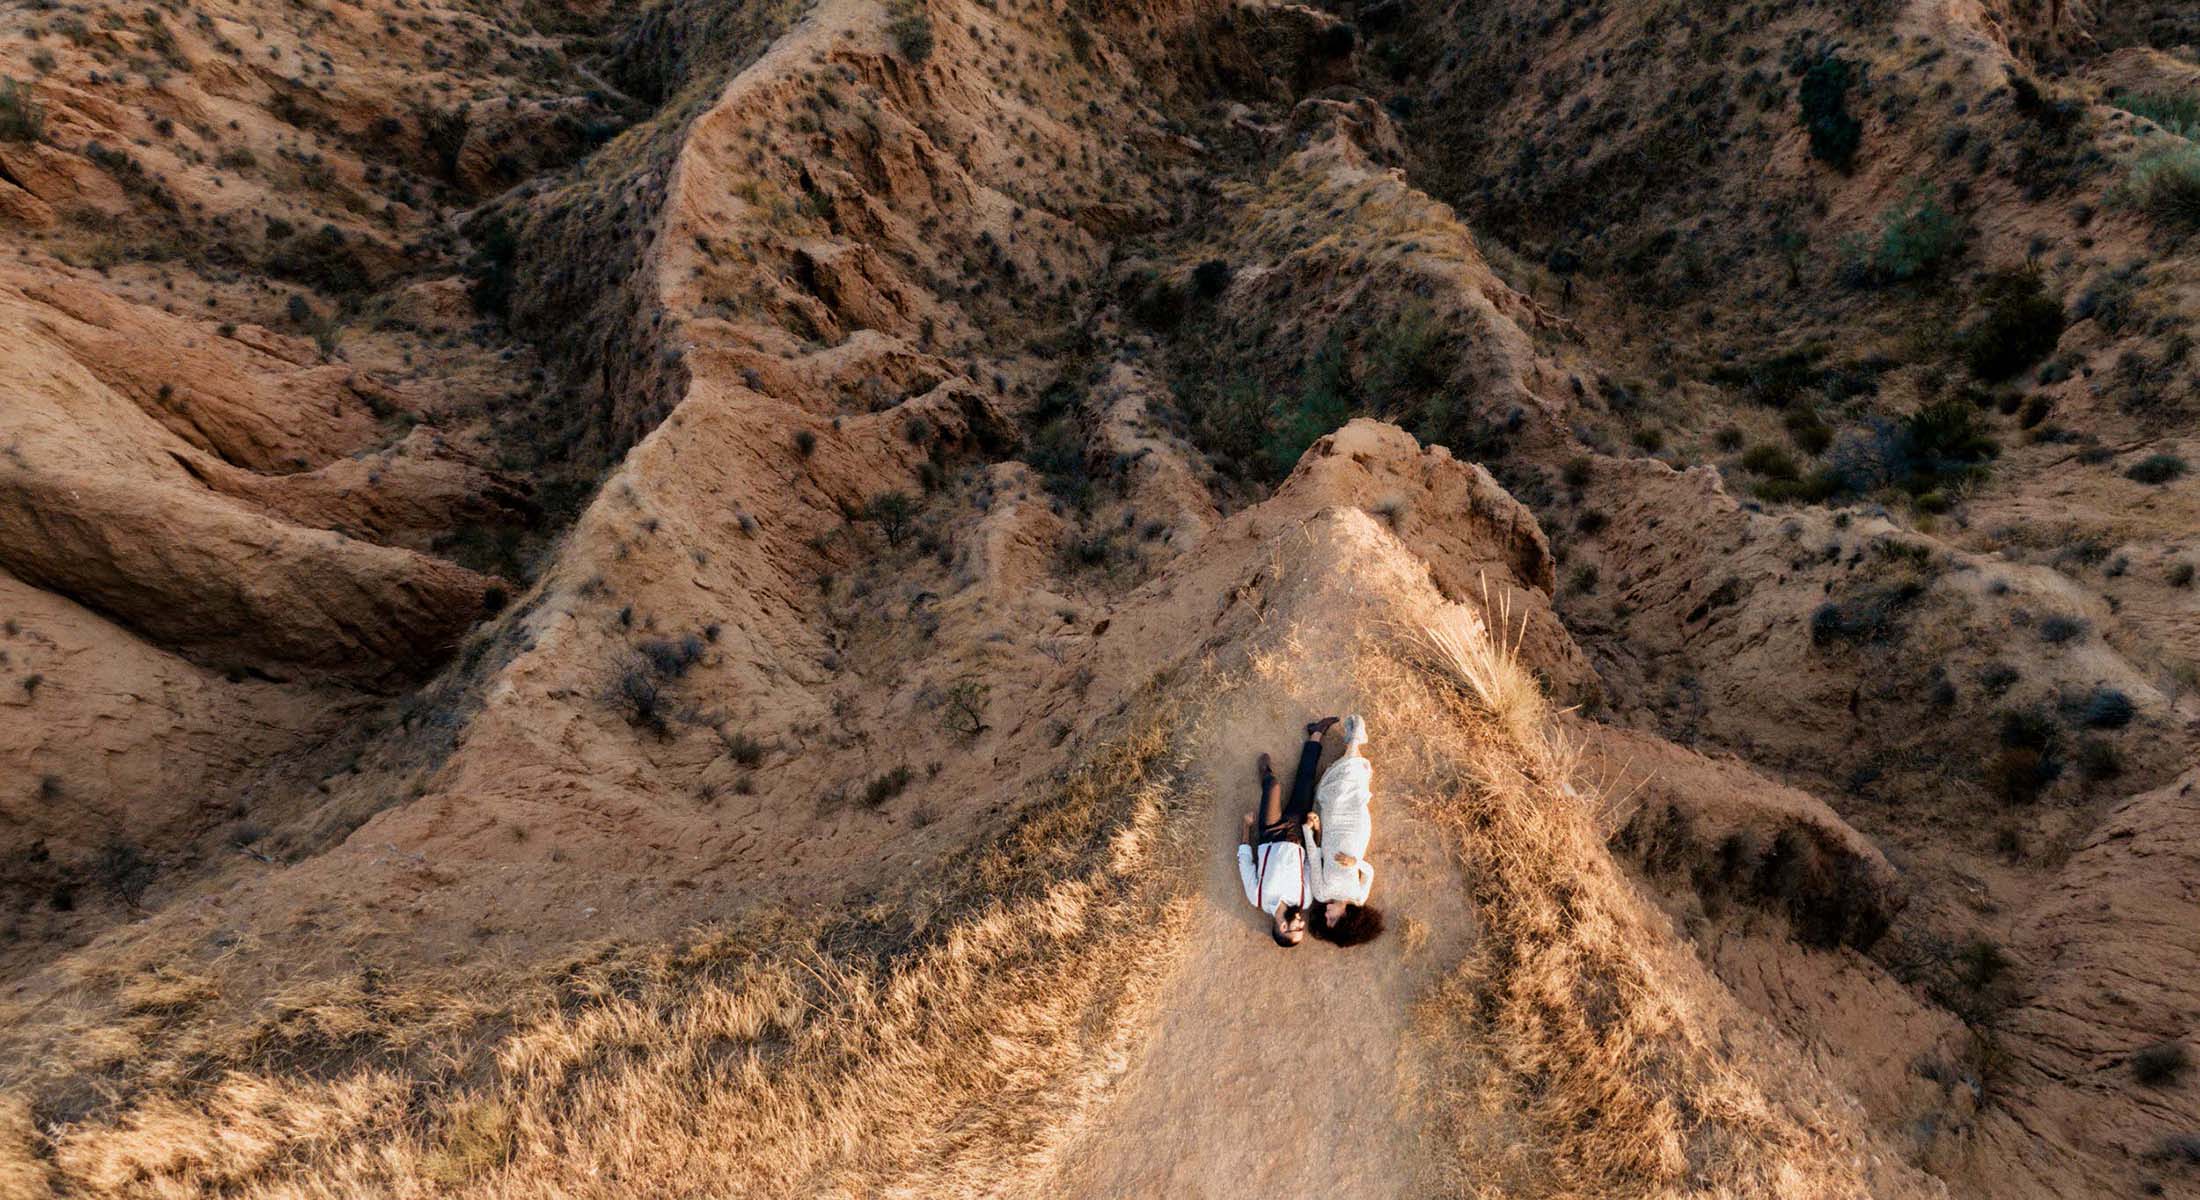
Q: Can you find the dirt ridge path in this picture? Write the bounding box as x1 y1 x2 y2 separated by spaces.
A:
1045 641 1476 1198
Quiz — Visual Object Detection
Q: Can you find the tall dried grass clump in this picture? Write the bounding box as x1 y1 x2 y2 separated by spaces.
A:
5 709 1196 1198
1377 592 1925 1199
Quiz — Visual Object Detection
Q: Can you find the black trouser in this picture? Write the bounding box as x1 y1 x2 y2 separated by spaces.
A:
1257 736 1322 844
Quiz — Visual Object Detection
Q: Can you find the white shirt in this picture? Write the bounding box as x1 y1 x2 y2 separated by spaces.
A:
1304 755 1375 904
1237 839 1307 914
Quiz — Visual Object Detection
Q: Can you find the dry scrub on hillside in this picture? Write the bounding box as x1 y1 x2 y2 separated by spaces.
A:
2 709 1198 1198
1377 592 1921 1198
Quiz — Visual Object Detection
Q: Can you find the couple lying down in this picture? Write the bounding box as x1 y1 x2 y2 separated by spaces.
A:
1236 714 1385 948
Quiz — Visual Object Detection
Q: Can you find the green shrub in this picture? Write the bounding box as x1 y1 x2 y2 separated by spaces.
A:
1191 259 1232 298
1363 303 1449 406
0 77 44 142
888 13 934 62
1784 409 1834 454
1740 443 1801 480
2127 453 2188 484
1961 270 2065 381
1847 186 1964 285
1797 53 1863 172
2111 91 2200 139
2127 146 2200 232
1898 398 1997 492
865 491 916 546
1264 335 1352 477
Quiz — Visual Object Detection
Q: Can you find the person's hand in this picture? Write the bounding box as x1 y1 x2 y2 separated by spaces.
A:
1334 852 1357 868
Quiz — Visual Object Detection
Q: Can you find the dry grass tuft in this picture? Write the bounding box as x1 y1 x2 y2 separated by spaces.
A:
6 707 1197 1198
1372 598 1923 1199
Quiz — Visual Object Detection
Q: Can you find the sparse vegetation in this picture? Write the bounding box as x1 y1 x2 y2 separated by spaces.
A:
1264 333 1352 477
0 77 44 142
861 765 914 809
1405 602 1895 1194
610 657 671 739
887 11 934 63
2113 91 2200 140
2127 453 2189 485
2127 146 2200 233
2135 1041 2191 1087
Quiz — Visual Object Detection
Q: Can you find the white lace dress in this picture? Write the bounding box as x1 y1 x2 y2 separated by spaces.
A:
1302 754 1374 904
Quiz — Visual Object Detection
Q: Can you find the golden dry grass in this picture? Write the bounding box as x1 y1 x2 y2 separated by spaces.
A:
2 705 1196 1199
1366 597 1929 1200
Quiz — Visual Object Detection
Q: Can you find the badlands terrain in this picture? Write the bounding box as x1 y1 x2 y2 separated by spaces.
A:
0 0 2195 1194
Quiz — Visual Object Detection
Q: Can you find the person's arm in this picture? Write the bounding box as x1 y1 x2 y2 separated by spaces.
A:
1356 859 1375 902
1237 842 1259 908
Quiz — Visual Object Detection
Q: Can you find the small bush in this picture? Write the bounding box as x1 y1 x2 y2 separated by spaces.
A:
888 13 934 63
1848 186 1964 285
793 429 817 457
2134 1041 2190 1086
611 661 669 739
2168 561 2195 588
865 492 916 547
638 634 706 679
1809 582 1922 647
1191 259 1232 298
94 842 154 906
1961 270 2064 381
2038 615 2086 644
2127 453 2189 484
722 732 765 767
861 765 914 809
1797 53 1863 172
0 77 43 143
1740 443 1800 480
2076 738 2122 781
940 680 988 739
2128 146 2200 233
1785 409 1834 454
2081 687 2134 729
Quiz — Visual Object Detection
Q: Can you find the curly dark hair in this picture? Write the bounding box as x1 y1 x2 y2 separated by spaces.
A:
1271 904 1304 948
1310 903 1385 947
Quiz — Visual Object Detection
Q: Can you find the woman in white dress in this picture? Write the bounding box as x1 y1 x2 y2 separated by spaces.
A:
1303 714 1385 946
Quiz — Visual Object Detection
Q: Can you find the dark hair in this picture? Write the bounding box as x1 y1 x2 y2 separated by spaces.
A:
1271 905 1303 947
1311 903 1385 947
